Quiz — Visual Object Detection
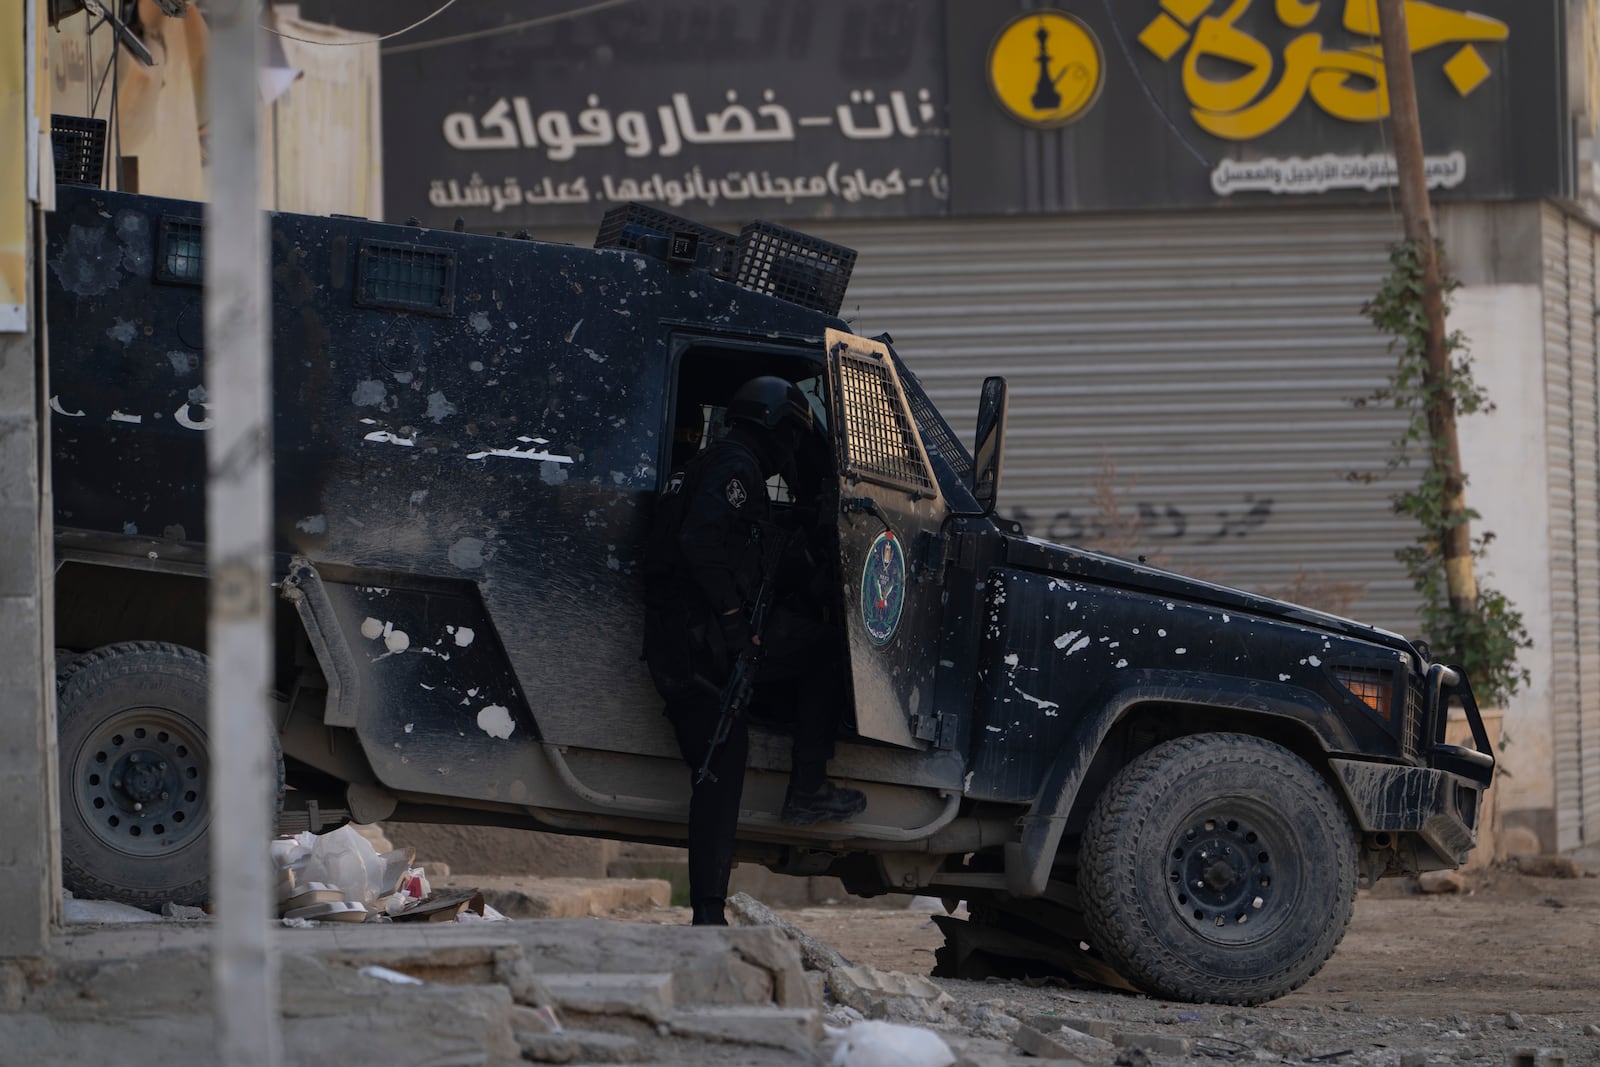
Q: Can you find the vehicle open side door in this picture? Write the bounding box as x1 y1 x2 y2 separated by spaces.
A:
824 328 950 748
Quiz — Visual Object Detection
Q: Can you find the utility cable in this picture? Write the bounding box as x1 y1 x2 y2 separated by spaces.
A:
383 0 636 55
262 0 459 46
1097 0 1212 169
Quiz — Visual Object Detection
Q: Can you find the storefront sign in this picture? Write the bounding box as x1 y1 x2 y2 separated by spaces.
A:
308 0 1569 225
986 10 1104 129
946 0 1566 215
303 0 948 229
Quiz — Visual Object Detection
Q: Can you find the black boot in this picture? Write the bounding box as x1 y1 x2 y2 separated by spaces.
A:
690 898 728 926
781 780 867 825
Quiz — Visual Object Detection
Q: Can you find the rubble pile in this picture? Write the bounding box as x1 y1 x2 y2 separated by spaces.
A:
272 824 499 924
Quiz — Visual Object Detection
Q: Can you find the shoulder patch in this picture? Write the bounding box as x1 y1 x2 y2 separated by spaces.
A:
725 478 748 508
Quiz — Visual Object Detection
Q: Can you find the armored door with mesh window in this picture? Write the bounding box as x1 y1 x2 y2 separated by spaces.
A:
825 329 950 748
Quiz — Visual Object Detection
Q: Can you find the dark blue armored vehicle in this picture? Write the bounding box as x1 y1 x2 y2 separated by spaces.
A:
45 184 1494 1004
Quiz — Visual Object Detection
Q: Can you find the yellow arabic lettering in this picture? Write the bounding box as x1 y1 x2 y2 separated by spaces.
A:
1143 0 1510 142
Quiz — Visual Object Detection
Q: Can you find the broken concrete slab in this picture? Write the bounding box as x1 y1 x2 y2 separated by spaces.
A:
825 963 954 1023
541 972 675 1024
667 1006 822 1047
1024 1015 1116 1041
1112 1031 1193 1056
728 891 852 972
445 876 671 919
1012 1023 1090 1062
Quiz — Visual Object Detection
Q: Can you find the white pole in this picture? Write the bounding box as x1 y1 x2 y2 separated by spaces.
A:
204 0 279 1063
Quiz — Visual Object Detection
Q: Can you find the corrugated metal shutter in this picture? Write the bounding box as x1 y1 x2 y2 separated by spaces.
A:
1548 204 1587 857
1544 204 1600 853
801 209 1421 632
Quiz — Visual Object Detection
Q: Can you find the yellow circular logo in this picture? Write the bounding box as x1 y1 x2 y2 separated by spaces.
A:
987 10 1104 129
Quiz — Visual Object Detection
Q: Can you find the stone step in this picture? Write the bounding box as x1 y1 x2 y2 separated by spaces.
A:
540 972 676 1024
517 1027 646 1064
666 1006 822 1047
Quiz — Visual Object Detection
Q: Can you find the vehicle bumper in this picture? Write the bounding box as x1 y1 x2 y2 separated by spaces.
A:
1328 757 1485 867
1330 662 1495 868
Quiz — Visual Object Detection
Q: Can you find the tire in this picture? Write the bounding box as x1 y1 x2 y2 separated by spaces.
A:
56 642 284 911
1077 733 1356 1005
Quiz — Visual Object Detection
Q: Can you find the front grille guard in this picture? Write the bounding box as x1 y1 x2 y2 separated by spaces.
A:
1419 664 1495 786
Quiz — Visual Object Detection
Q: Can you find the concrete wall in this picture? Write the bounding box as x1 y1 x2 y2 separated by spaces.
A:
1438 202 1557 835
0 208 58 956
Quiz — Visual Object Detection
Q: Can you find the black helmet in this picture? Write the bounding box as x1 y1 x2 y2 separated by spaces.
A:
728 376 812 436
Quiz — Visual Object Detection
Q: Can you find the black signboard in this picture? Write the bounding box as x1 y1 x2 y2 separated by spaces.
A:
303 0 1569 226
300 0 950 229
946 0 1569 214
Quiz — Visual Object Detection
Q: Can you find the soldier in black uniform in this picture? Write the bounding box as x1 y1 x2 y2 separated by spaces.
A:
643 376 867 926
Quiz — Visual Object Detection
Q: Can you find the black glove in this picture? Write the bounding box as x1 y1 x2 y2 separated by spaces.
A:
717 609 755 655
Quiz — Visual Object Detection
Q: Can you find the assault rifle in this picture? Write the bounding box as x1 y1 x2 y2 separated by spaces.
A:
696 523 793 785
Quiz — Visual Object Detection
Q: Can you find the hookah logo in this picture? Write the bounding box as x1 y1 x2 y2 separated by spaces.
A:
987 10 1106 128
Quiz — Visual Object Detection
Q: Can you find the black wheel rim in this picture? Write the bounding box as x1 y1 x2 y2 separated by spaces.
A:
72 707 209 856
1165 803 1297 947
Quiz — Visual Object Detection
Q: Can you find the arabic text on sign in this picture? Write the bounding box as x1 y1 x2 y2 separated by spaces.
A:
1210 150 1467 195
427 164 951 214
1139 0 1509 141
442 88 940 161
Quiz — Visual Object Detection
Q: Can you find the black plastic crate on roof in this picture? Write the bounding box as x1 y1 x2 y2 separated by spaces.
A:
51 114 107 189
734 222 856 316
593 203 739 279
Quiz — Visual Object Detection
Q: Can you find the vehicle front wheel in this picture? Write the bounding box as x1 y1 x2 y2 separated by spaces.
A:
1077 733 1356 1005
56 641 283 911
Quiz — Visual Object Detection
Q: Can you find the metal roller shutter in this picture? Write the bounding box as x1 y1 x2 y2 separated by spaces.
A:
804 209 1421 633
1545 205 1585 852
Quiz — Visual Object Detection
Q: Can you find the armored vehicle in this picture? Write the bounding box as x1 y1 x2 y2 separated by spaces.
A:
45 184 1495 1004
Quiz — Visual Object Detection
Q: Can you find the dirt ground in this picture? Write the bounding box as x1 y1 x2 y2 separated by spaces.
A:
632 866 1600 1065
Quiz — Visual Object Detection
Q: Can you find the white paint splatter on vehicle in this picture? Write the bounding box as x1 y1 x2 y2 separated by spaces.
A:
477 705 515 739
1016 690 1060 714
1157 629 1167 638
1003 653 1019 667
50 396 86 417
963 771 974 793
1056 634 1091 657
295 514 327 535
985 725 1002 733
363 429 416 447
382 624 410 654
1308 655 1322 666
109 410 143 424
360 617 384 640
1115 659 1128 668
404 723 414 733
1175 648 1187 655
1053 630 1082 650
452 626 475 648
1279 674 1292 682
466 436 574 463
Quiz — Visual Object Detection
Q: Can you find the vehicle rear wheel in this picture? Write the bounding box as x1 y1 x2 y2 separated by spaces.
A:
56 641 283 911
1077 733 1356 1005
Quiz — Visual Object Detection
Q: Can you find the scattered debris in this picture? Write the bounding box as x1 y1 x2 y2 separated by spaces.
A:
1418 870 1469 894
729 891 854 972
1509 855 1584 879
826 964 954 1024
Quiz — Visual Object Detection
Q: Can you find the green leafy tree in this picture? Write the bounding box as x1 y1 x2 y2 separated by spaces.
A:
1356 240 1531 705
